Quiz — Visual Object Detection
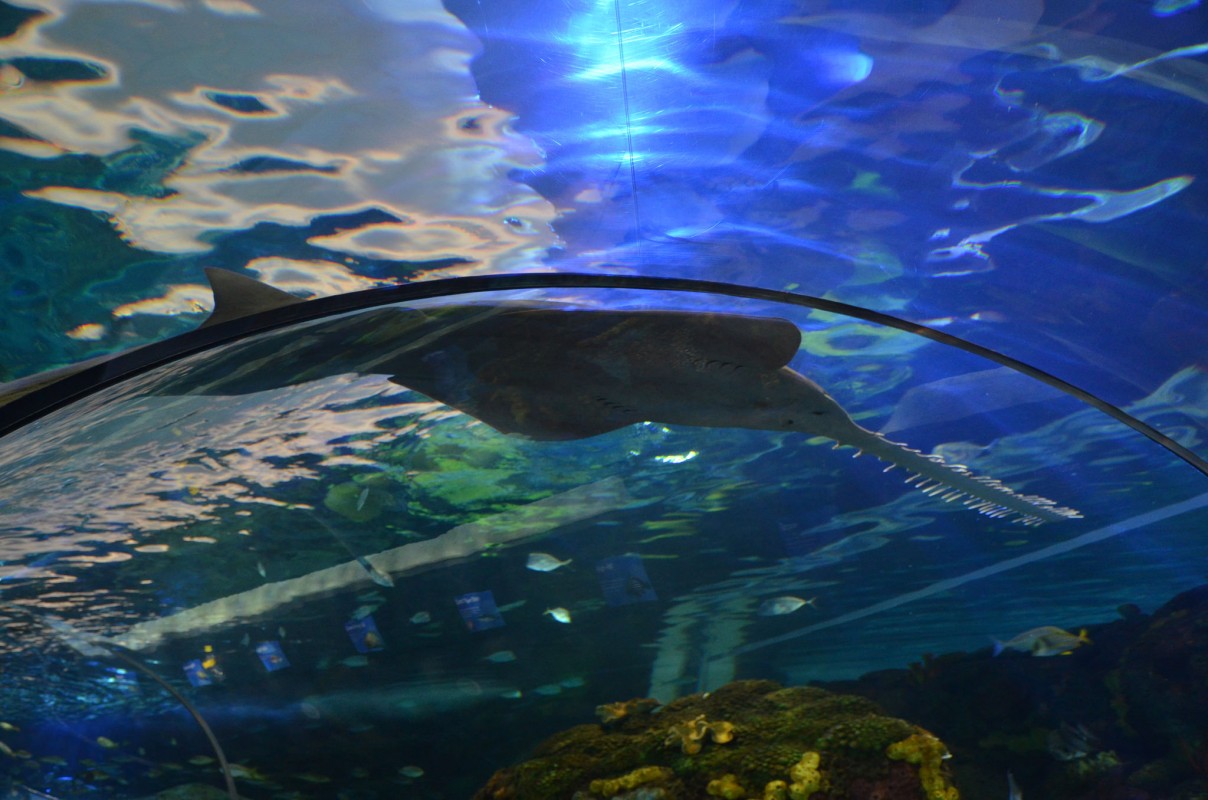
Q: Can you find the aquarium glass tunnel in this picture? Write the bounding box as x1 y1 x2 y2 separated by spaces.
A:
1 1 1207 798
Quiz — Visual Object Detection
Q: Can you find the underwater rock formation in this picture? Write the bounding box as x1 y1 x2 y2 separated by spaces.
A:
473 679 959 800
804 584 1208 799
1111 584 1208 749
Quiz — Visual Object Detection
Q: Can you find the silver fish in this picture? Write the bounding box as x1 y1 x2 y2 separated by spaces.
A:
350 604 379 621
527 552 572 572
757 596 817 616
544 607 572 624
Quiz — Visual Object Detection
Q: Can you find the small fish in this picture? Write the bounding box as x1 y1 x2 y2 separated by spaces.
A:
559 676 586 688
356 556 395 588
533 683 563 696
96 737 118 749
187 755 214 766
256 561 267 578
544 607 572 624
351 604 378 621
0 722 18 732
527 552 572 572
228 763 268 781
484 650 517 664
0 741 13 758
409 611 431 625
757 596 816 616
993 626 1090 657
340 655 370 668
356 487 370 512
399 765 424 778
500 689 523 700
295 773 332 784
1007 771 1022 800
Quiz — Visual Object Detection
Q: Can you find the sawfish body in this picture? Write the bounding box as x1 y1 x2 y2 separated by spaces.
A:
1 269 1080 525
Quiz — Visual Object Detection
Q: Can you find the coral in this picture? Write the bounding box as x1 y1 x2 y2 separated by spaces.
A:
590 766 675 797
711 722 736 744
818 715 916 752
473 680 962 800
762 780 788 800
788 752 826 799
706 773 747 799
1070 750 1119 779
666 715 709 755
886 732 959 800
597 698 661 726
665 715 737 755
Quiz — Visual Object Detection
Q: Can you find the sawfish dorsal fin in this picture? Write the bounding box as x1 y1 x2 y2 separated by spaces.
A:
200 268 306 328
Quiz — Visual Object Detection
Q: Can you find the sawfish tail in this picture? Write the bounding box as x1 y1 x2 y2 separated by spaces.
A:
837 427 1081 526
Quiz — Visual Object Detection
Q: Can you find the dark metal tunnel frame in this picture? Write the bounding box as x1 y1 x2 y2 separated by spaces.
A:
2 272 1205 481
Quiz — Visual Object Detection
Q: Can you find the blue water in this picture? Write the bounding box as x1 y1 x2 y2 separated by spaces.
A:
0 0 1206 798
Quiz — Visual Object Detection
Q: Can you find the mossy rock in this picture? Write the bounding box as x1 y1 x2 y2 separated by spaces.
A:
473 680 958 800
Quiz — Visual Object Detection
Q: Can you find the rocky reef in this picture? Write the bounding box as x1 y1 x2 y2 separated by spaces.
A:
819 584 1208 799
473 679 958 800
473 583 1208 800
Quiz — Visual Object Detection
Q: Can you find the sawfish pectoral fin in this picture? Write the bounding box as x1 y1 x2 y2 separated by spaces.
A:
846 429 1081 525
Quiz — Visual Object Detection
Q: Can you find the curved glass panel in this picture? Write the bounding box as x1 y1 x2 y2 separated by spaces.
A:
1 0 1207 798
1 286 1204 798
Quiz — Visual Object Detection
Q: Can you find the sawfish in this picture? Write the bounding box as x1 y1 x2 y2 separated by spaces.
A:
1 269 1080 525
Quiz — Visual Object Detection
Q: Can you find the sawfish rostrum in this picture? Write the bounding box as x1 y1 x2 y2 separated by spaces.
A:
4 269 1080 525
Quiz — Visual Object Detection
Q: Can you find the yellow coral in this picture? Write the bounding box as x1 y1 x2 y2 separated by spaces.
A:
589 766 673 796
710 720 736 744
707 773 747 799
886 732 959 800
763 779 789 800
788 751 826 799
595 697 659 725
665 715 736 754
